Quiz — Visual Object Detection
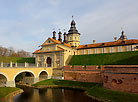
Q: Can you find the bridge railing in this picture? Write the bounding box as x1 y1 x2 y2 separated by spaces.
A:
0 62 53 68
0 62 38 68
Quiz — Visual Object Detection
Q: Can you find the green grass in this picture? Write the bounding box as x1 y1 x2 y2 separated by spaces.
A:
33 79 138 102
69 51 138 66
0 56 35 63
87 86 138 102
0 87 20 98
33 79 101 89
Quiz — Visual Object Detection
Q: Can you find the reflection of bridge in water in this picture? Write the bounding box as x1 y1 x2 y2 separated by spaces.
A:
0 62 53 87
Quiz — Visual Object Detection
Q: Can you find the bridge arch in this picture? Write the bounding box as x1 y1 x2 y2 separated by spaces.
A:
13 70 36 81
0 72 9 81
0 72 9 86
38 70 49 81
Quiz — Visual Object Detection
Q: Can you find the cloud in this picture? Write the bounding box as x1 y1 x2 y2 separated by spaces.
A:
0 0 138 52
77 0 138 44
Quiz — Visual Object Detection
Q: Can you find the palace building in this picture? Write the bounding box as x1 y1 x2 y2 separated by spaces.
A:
33 19 138 68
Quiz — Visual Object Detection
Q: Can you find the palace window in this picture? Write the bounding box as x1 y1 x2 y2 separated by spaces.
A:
82 50 84 54
88 49 91 54
109 47 112 53
75 43 77 46
94 49 97 54
119 46 122 52
75 37 76 40
47 47 50 51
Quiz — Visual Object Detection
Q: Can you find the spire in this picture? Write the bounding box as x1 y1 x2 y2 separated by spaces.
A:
118 28 127 40
68 16 80 35
71 16 76 27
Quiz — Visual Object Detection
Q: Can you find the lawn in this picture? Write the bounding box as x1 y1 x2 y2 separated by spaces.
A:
0 87 20 98
33 79 138 102
87 86 138 102
33 79 101 89
69 51 138 66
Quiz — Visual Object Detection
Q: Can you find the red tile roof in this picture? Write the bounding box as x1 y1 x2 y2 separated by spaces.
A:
33 49 64 54
41 38 72 48
57 46 65 50
78 39 138 49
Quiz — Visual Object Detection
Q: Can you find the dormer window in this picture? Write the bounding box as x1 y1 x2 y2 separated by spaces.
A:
48 41 51 43
122 41 125 44
85 45 88 47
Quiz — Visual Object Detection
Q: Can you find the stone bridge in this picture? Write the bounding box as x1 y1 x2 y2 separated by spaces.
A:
0 67 53 87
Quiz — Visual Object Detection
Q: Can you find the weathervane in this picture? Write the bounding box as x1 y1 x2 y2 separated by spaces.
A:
72 15 74 20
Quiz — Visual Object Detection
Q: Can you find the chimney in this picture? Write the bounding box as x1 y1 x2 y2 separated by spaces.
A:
58 31 62 42
114 37 117 41
93 40 96 44
63 32 67 43
52 31 56 40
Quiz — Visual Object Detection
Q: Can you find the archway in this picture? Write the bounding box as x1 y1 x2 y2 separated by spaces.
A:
15 71 35 85
39 71 48 81
46 57 52 67
0 74 7 87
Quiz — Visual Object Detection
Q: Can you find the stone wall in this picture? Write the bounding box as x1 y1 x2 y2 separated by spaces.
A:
52 68 63 79
63 66 102 83
102 65 138 93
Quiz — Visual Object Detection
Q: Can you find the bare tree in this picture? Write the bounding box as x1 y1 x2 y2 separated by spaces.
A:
0 46 33 57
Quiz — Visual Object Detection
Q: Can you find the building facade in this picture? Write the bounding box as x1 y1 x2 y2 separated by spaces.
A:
33 19 138 68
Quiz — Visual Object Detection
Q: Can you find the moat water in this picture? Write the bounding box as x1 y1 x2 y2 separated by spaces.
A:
14 86 98 102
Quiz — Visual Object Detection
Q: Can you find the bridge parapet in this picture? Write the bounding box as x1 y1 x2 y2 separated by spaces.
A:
0 62 49 68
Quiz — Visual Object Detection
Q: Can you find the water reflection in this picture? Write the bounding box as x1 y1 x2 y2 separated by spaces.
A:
14 87 98 102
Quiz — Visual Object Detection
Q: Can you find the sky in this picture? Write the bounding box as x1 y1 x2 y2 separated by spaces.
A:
0 0 138 52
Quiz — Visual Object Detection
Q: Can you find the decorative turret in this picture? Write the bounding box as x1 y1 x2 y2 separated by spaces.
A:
58 31 62 42
68 19 80 35
63 32 68 43
52 31 56 40
118 30 127 41
67 17 80 47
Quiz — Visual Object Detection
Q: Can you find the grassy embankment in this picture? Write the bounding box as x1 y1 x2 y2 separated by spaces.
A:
33 79 138 102
0 87 20 102
0 56 35 63
70 51 138 66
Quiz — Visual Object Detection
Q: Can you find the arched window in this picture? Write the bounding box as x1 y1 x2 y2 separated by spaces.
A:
46 57 52 67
